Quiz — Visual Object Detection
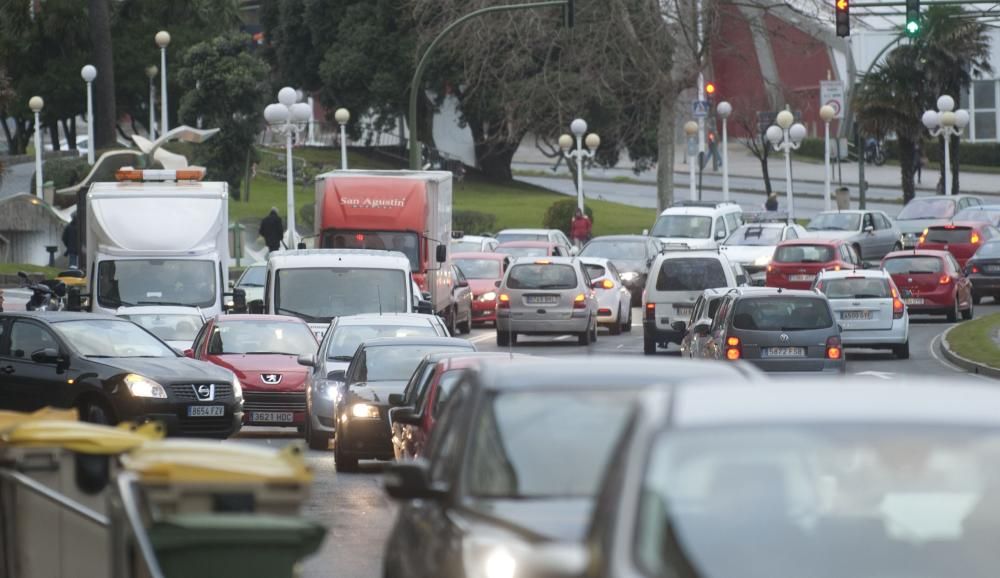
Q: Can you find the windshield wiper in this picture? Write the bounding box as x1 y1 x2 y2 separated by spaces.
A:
852 294 882 299
799 259 824 263
86 354 113 358
907 270 935 275
244 351 291 355
330 355 354 361
276 307 323 322
137 301 195 307
537 284 570 289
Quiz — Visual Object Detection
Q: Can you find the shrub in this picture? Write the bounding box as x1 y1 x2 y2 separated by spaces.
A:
453 210 496 235
542 198 594 237
31 156 91 192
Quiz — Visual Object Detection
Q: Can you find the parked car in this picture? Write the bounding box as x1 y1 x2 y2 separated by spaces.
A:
882 249 973 321
720 221 806 285
649 201 743 250
298 313 448 450
916 221 1000 268
580 257 633 335
813 269 910 359
643 251 739 354
0 312 243 437
449 234 498 253
580 235 661 305
765 239 861 290
231 262 266 304
187 314 317 431
679 288 728 359
452 252 510 327
804 210 901 260
495 228 573 253
116 305 206 352
447 264 473 335
495 240 567 259
954 205 1000 228
964 240 1000 303
698 287 845 373
895 194 983 248
496 257 599 346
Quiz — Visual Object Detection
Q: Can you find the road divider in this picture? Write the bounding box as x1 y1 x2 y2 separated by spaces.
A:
939 314 1000 379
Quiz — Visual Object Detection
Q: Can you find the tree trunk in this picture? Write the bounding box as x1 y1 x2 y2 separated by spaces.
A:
898 136 916 204
48 123 60 151
655 96 674 212
950 133 960 195
760 145 772 197
88 0 117 149
1 118 15 154
477 142 517 181
62 119 75 149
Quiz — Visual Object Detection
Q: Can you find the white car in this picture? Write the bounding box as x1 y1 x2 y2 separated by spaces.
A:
232 262 266 304
720 221 807 285
648 201 743 250
580 257 633 335
450 234 499 253
116 305 207 352
494 228 574 254
812 269 909 359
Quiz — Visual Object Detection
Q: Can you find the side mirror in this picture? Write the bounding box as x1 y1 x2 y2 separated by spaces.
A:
457 279 469 288
569 246 580 256
494 279 502 288
297 354 316 367
231 288 247 313
417 300 433 315
228 279 235 289
327 369 346 383
737 275 748 286
671 321 687 334
715 230 727 241
642 229 650 236
389 406 422 426
182 348 195 358
31 348 61 364
383 460 444 500
248 299 264 315
692 322 711 335
388 393 406 406
862 261 879 270
436 245 447 263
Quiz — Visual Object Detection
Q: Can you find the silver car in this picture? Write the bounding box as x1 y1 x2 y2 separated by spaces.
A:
813 269 909 358
496 257 599 346
580 257 633 335
804 210 901 261
679 288 727 358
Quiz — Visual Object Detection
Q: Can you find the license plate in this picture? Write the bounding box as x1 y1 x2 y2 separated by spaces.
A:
187 405 224 417
251 411 294 423
987 265 1000 273
526 295 559 305
675 306 693 317
790 274 815 282
763 347 805 358
841 310 872 321
904 298 925 305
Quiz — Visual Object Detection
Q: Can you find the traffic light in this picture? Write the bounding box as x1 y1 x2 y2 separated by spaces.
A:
835 0 850 37
564 0 575 28
705 82 717 96
905 0 920 36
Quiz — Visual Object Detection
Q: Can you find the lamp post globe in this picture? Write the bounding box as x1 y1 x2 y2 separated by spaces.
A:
145 65 158 80
290 102 312 124
277 87 298 107
558 134 574 150
570 118 588 137
155 31 171 48
937 95 955 113
955 109 971 129
29 96 44 113
335 108 351 125
941 110 956 127
717 101 732 119
819 105 836 123
789 123 807 143
766 125 783 145
584 133 601 150
264 103 288 126
776 110 794 130
922 110 940 130
684 121 699 137
81 65 97 83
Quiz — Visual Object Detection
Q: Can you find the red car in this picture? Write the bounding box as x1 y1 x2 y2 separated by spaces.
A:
452 252 511 326
916 221 1000 268
766 239 861 289
882 249 973 321
187 314 319 429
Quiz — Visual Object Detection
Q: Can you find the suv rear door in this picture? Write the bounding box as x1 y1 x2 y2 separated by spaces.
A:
504 262 581 321
817 276 895 331
648 256 733 329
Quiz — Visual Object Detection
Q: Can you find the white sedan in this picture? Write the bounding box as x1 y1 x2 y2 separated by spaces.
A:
580 257 633 335
813 268 910 359
720 221 807 285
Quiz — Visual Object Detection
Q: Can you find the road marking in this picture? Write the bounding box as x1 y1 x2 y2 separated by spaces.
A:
468 333 496 344
854 371 894 380
617 344 624 349
929 333 990 381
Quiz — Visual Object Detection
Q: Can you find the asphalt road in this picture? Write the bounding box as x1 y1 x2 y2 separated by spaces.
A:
229 301 995 577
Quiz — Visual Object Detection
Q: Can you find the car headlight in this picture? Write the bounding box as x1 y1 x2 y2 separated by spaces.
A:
754 254 772 267
124 374 167 398
619 271 639 282
319 381 340 402
232 376 243 399
479 291 498 302
351 403 379 419
463 538 529 578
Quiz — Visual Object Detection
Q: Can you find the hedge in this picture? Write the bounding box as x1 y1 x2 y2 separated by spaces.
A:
453 210 496 235
796 137 1000 167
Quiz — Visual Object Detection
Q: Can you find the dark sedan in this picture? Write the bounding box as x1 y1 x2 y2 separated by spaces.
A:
381 357 762 578
580 235 661 305
0 312 243 438
965 240 1000 304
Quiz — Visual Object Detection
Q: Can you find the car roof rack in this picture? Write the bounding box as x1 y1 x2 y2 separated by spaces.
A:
743 211 790 224
670 201 740 209
659 242 693 253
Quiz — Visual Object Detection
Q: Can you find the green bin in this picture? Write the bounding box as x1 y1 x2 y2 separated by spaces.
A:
148 514 327 578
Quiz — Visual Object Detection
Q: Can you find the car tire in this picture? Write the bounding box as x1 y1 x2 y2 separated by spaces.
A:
458 313 472 335
947 296 959 322
305 420 330 451
578 326 592 346
590 320 598 343
79 397 114 425
497 330 510 347
334 436 358 472
447 307 458 335
962 298 974 320
893 341 910 360
623 309 632 333
643 330 656 355
609 315 622 336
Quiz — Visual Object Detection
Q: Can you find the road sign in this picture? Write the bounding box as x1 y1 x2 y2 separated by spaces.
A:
820 80 845 119
692 100 710 118
686 136 698 157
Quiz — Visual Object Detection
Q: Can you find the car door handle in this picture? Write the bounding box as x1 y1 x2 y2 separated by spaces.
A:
0 365 14 374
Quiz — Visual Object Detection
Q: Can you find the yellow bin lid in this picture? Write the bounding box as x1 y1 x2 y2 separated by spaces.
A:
122 440 312 485
2 419 164 455
0 407 79 432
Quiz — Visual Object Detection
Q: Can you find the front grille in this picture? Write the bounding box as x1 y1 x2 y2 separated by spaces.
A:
169 383 234 402
178 415 235 437
243 392 306 413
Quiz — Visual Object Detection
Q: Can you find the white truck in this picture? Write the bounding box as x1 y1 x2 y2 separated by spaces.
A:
79 168 234 318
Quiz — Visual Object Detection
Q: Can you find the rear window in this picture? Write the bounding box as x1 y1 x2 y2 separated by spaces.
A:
707 298 723 318
924 227 973 244
883 256 944 274
506 264 578 290
773 245 834 263
497 246 549 259
496 233 547 243
732 297 834 331
817 277 891 299
975 241 1000 258
897 198 956 220
724 226 783 246
655 258 727 291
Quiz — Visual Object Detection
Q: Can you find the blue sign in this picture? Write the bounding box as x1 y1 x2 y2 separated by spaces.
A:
692 100 710 118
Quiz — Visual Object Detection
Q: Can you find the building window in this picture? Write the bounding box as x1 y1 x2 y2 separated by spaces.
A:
971 80 997 142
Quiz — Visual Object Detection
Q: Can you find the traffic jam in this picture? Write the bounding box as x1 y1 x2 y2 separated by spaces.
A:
3 167 1000 577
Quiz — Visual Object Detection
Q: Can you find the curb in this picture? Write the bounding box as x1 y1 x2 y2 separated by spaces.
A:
938 325 1000 379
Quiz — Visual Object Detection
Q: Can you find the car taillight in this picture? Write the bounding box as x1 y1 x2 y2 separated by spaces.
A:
890 287 904 319
766 265 773 273
573 293 587 309
939 275 952 285
725 336 742 360
600 279 614 289
826 336 842 360
971 265 981 274
971 232 982 244
498 294 510 309
645 302 656 321
918 228 929 244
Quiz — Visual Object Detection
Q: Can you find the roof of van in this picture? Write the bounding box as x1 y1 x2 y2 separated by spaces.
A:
266 249 412 270
657 202 741 217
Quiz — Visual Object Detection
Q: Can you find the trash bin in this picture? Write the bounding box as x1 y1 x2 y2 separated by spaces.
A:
147 514 326 578
835 187 851 210
0 413 163 578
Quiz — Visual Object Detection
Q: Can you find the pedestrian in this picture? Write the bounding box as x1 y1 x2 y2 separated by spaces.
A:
937 177 945 195
765 193 779 212
259 207 284 252
914 142 924 185
570 208 592 249
62 212 79 269
708 131 722 171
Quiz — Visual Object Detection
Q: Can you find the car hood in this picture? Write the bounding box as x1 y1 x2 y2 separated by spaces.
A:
346 380 407 404
469 279 500 295
468 498 593 542
719 245 774 264
93 356 233 383
802 230 857 240
207 354 309 392
897 218 950 235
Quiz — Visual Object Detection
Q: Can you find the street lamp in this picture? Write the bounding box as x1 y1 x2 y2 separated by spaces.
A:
683 121 698 201
819 104 836 211
766 109 807 223
717 101 732 202
81 65 96 165
29 96 43 199
922 94 970 196
155 31 170 135
335 108 350 170
145 65 158 138
264 87 312 249
559 118 601 212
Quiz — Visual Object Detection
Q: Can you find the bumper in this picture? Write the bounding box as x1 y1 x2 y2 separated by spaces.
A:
472 301 497 323
116 395 243 438
497 311 591 335
308 393 338 435
970 277 1000 294
643 320 683 345
337 414 394 460
744 358 846 373
242 391 306 427
841 324 908 347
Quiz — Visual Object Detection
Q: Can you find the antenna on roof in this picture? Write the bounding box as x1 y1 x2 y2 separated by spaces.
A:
378 286 383 316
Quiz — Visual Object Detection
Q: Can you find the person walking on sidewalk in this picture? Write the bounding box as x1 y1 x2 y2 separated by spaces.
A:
914 142 925 185
764 193 779 212
259 207 284 253
62 212 79 269
570 208 592 249
707 132 722 171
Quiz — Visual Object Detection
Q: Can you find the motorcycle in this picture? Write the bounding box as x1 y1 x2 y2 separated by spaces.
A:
18 271 67 311
865 138 887 166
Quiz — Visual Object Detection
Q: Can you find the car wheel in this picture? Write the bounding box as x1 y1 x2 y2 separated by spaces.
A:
458 312 472 335
962 298 974 320
643 330 656 355
974 294 982 305
947 295 959 322
447 307 458 335
79 398 113 425
623 309 632 333
305 419 331 451
578 325 592 346
609 314 622 336
497 330 510 347
590 320 598 342
893 341 910 360
334 435 358 472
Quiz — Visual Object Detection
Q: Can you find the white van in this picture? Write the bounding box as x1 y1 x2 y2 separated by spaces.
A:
648 201 743 250
260 249 427 337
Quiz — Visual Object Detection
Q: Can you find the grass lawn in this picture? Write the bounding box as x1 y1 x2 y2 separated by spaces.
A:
0 263 61 277
946 313 1000 368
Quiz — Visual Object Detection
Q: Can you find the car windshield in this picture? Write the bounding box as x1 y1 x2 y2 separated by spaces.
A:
321 231 420 271
725 226 784 246
506 264 577 290
237 266 265 287
122 314 203 342
97 259 216 309
496 232 547 244
275 268 407 323
651 215 713 239
496 246 549 258
451 241 484 253
580 240 647 260
454 258 502 279
356 344 471 382
897 198 957 220
326 324 438 359
635 425 1000 578
924 227 974 244
206 320 316 356
55 319 176 358
465 391 634 498
955 209 1000 224
655 258 727 291
975 242 1000 259
884 257 944 275
807 213 861 231
733 297 834 330
817 277 891 299
774 245 835 263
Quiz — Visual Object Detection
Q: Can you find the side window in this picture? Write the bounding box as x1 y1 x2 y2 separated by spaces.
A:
839 245 850 262
9 321 57 359
971 198 983 207
863 213 874 230
607 263 622 283
553 247 563 257
348 350 366 384
714 217 726 239
690 297 705 324
949 255 962 273
710 297 731 332
784 227 799 240
453 266 467 286
191 323 210 355
878 214 892 229
0 320 8 356
724 213 739 233
426 378 473 482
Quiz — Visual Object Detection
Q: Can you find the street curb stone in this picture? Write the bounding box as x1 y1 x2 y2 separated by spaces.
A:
939 325 1000 379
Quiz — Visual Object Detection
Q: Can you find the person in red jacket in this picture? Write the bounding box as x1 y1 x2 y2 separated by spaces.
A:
570 208 592 249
